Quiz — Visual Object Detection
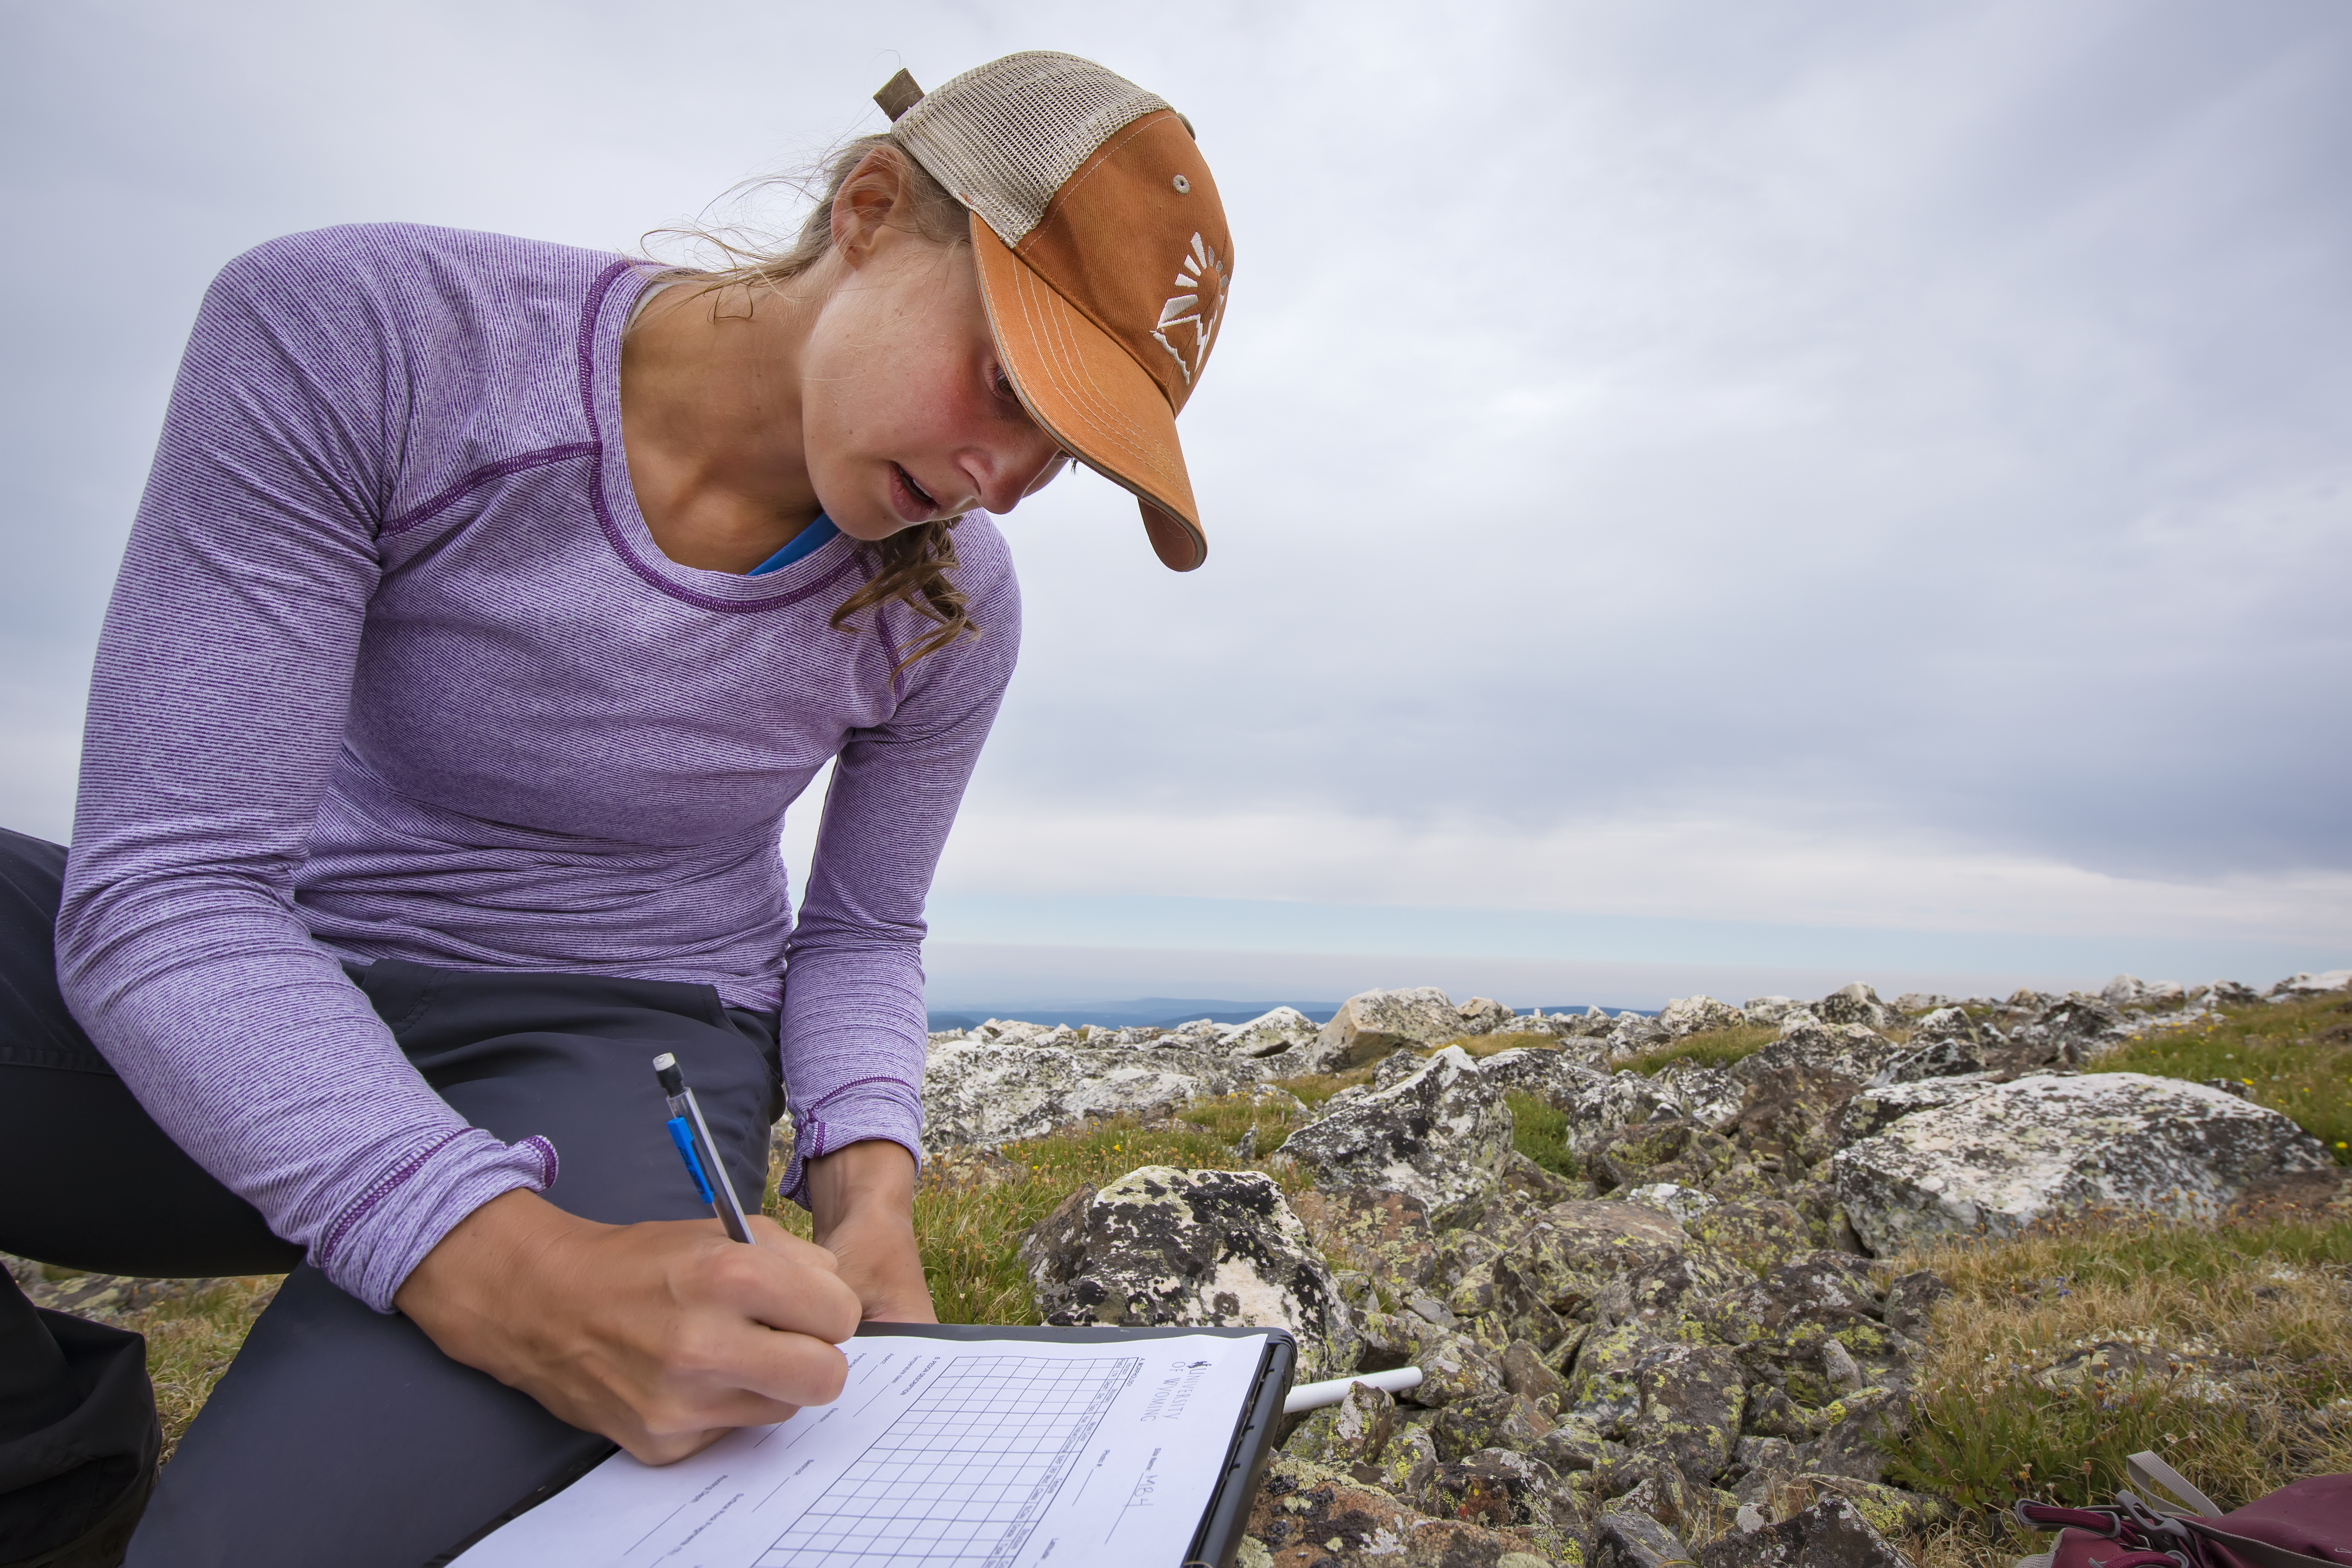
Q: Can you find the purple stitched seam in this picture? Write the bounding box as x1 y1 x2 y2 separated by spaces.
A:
571 261 870 615
380 444 598 537
524 1135 558 1188
317 1127 470 1269
800 1075 916 1114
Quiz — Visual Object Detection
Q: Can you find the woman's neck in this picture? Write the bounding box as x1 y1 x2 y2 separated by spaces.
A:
619 279 826 573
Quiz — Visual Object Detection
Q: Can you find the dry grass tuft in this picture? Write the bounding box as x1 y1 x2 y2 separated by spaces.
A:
1883 1213 2352 1568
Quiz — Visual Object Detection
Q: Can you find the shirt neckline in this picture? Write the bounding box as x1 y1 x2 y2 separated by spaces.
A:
576 261 866 614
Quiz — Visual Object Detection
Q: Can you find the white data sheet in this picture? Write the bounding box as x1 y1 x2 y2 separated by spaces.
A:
450 1332 1271 1568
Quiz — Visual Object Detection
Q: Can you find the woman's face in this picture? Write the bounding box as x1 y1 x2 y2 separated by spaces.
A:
798 227 1067 542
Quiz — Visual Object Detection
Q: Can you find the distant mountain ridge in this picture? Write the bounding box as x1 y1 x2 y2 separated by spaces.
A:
923 996 1654 1033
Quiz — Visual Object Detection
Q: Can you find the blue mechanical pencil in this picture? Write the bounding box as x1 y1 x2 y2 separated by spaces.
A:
652 1053 755 1245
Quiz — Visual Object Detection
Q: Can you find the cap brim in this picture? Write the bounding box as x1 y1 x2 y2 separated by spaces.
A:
970 213 1207 571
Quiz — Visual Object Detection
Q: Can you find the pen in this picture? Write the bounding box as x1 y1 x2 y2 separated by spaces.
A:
653 1053 755 1245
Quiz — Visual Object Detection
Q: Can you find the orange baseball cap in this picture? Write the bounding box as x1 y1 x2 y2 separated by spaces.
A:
876 53 1231 571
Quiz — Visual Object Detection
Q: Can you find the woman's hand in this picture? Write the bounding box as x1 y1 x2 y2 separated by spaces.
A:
803 1139 935 1324
393 1189 861 1464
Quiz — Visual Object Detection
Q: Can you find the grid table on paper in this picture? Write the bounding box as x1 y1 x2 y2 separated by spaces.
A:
755 1355 1141 1568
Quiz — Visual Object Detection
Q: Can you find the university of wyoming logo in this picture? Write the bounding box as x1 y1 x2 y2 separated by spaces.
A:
1152 232 1227 390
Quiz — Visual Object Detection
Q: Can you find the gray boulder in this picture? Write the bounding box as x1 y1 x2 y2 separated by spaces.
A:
1218 1006 1323 1059
2269 968 2352 998
1742 996 1799 1026
1594 1510 1698 1568
1871 1035 1986 1084
1659 995 1745 1037
1834 1071 2334 1254
1310 986 1465 1071
1812 984 1896 1031
920 1042 1205 1150
1834 1074 2000 1145
1697 1494 1912 1568
1737 1013 1898 1085
1273 1046 1514 1222
1455 996 1518 1035
1472 1046 1608 1103
1018 1166 1354 1376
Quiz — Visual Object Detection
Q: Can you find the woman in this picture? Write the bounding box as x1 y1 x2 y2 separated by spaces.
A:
0 50 1232 1566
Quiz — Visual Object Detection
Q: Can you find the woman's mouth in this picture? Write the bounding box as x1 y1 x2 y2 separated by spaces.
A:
888 462 938 523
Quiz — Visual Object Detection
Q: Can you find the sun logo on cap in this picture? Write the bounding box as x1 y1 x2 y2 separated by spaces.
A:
1152 233 1227 389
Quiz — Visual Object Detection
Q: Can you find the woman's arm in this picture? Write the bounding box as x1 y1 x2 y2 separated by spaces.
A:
56 231 562 1311
778 525 1023 1318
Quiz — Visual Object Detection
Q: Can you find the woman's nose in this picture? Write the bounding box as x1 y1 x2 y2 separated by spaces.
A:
975 440 1067 514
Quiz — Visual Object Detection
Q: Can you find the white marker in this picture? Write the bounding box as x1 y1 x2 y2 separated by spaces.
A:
1281 1366 1424 1416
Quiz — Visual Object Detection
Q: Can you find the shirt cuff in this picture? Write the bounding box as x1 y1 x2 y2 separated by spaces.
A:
317 1127 560 1312
780 1079 924 1207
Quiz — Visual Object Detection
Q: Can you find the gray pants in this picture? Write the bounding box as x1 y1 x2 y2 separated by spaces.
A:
0 830 783 1566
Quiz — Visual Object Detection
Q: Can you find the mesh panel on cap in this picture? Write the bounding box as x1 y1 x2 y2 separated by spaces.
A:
892 51 1170 248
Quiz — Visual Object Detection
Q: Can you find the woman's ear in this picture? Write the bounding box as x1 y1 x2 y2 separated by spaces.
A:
830 148 914 268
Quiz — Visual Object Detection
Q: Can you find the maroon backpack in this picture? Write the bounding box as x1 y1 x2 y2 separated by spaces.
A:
2014 1453 2351 1568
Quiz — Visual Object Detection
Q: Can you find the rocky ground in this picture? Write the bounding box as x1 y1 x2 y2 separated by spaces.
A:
14 967 2351 1561
922 971 2352 1567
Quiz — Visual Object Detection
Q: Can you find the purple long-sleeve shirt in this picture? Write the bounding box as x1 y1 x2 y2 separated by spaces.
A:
55 224 1018 1312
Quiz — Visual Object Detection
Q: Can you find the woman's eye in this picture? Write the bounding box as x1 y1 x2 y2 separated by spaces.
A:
992 367 1017 402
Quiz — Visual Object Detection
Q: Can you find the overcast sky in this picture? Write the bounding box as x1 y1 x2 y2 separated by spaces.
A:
4 0 2347 1007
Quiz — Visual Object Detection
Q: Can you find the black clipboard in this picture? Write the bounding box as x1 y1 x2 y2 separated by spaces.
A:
853 1322 1297 1568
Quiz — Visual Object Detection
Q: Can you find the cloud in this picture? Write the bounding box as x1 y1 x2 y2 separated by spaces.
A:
3 0 2346 976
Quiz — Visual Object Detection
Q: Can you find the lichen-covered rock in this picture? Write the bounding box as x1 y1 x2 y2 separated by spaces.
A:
1592 1508 1696 1568
1222 1006 1324 1060
1784 1474 1954 1537
1457 996 1520 1035
1273 1047 1514 1221
1870 1035 1987 1085
1739 1016 1898 1085
1794 1386 1914 1481
1018 1166 1354 1375
1686 1199 1813 1274
920 1042 1205 1149
1660 995 1746 1038
1477 1045 1608 1104
1879 1271 1946 1340
1501 1339 1570 1412
1743 996 1799 1026
1290 1186 1440 1294
1561 1072 1687 1150
1434 1390 1559 1461
1447 1200 1715 1330
1586 1119 1736 1193
1832 1076 1998 1146
1310 986 1466 1071
1654 1066 1749 1130
1695 1493 1911 1568
1426 1447 1586 1558
1811 984 1897 1032
1833 1072 2335 1253
1245 1455 1559 1568
1727 1066 1862 1176
1286 1379 1400 1468
1568 1325 1746 1483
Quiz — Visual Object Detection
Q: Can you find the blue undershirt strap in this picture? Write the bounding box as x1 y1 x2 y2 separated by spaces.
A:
744 514 840 576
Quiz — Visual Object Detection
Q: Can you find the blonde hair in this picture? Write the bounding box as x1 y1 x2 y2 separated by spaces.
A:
649 136 980 670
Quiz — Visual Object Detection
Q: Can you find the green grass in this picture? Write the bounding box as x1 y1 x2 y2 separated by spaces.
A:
1614 1022 1778 1075
1506 1091 1576 1177
2090 993 2352 1162
1885 1215 2352 1515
